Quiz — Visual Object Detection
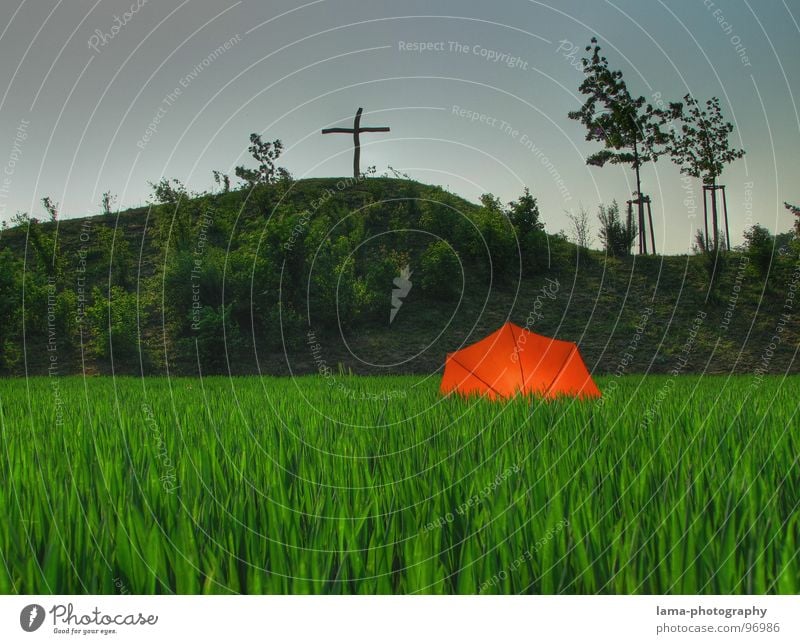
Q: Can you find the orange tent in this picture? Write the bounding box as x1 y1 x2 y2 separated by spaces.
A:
440 322 601 400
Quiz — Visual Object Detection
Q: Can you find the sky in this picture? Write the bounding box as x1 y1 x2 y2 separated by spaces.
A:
0 0 797 253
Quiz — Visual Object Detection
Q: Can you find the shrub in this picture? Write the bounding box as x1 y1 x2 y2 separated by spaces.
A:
358 251 404 322
742 224 775 277
420 241 462 300
87 286 141 361
190 303 243 371
597 200 635 257
507 188 543 235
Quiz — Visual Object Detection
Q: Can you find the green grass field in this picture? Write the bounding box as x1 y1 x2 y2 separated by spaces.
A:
1 375 798 594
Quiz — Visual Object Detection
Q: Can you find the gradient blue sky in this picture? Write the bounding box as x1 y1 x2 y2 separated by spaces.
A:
0 0 797 252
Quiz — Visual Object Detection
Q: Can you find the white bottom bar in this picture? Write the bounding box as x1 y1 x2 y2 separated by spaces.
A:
2 595 797 643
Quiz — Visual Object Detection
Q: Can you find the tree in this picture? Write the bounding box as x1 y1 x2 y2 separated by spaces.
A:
41 196 58 222
0 249 23 369
507 188 543 235
479 193 502 212
566 206 592 251
785 201 799 238
663 95 745 251
101 191 117 216
148 179 206 252
149 178 187 206
472 194 516 280
568 38 667 254
212 170 230 193
234 134 290 186
10 211 33 228
86 286 142 361
420 241 461 300
597 200 636 257
741 224 775 278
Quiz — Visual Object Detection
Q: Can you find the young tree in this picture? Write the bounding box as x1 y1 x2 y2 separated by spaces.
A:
479 193 502 212
506 188 543 235
420 241 461 300
101 191 117 216
566 206 592 251
663 95 745 251
41 196 59 222
234 134 290 186
568 38 667 254
597 200 636 257
741 224 775 278
149 178 187 206
504 189 546 273
212 170 231 193
785 201 799 238
10 211 33 228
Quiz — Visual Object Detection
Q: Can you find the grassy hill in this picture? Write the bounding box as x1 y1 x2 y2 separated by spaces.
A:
0 176 797 377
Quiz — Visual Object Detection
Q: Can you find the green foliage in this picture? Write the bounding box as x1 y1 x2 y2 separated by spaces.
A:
468 195 517 280
41 196 59 222
507 188 543 235
87 286 142 360
479 193 502 211
25 216 64 278
741 224 776 278
91 225 134 288
189 303 243 371
693 228 729 291
1 375 798 593
0 249 22 368
597 200 635 257
212 171 230 193
664 95 745 249
306 232 359 327
418 199 468 251
149 178 187 206
358 250 404 321
2 175 797 378
10 210 32 228
101 191 117 216
234 134 290 186
420 240 461 299
565 206 592 252
664 95 745 184
785 201 799 238
568 38 667 172
148 179 217 253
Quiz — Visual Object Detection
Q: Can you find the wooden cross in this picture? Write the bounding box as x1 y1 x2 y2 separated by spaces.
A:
321 107 390 178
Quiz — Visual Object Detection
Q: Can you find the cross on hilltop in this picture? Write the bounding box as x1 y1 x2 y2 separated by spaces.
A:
321 107 390 178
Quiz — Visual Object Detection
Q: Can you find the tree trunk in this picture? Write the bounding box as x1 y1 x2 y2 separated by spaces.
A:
633 140 645 255
702 183 710 250
710 176 719 250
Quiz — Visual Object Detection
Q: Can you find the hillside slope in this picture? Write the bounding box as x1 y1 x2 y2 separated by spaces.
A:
0 177 797 377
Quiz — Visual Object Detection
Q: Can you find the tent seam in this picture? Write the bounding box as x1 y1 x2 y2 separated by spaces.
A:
507 323 526 389
544 345 577 397
449 355 503 396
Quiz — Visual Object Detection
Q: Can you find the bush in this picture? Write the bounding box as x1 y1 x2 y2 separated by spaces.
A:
190 303 243 371
306 235 359 327
357 251 404 322
465 197 517 281
597 200 635 257
742 224 776 277
420 241 462 300
519 228 549 274
693 228 729 289
507 188 543 235
87 286 141 361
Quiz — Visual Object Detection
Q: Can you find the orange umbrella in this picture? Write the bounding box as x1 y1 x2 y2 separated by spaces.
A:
440 322 601 400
